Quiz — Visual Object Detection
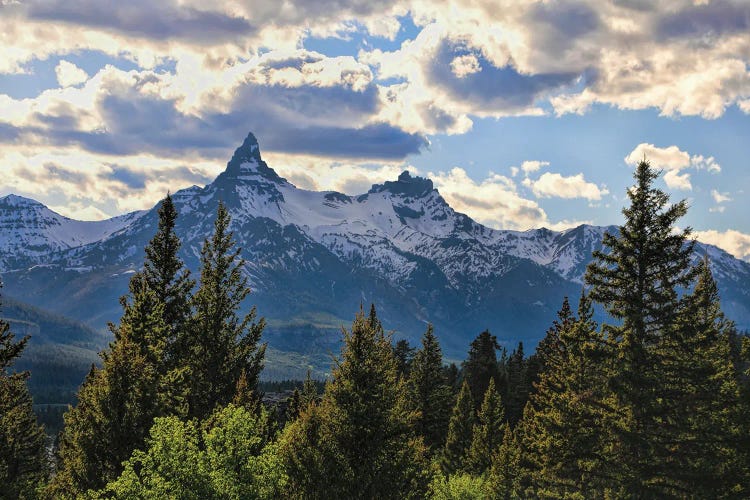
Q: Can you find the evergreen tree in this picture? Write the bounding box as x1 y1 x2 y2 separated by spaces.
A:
441 380 475 475
658 258 747 496
0 282 48 498
185 202 266 420
408 324 452 453
463 330 499 409
585 159 701 496
519 293 611 498
143 193 194 342
50 276 167 495
393 339 415 379
486 426 521 500
280 307 429 499
505 342 529 427
466 378 504 474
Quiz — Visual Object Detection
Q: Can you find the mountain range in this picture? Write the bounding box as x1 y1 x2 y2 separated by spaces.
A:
2 133 749 368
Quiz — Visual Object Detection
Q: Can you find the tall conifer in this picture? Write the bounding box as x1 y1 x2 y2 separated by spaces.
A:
466 378 504 474
408 324 452 453
441 380 475 474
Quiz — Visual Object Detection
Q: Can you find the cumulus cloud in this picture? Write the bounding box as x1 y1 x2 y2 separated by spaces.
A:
521 160 549 175
694 229 750 261
55 60 89 87
525 172 608 200
624 143 721 191
429 167 585 230
711 189 732 204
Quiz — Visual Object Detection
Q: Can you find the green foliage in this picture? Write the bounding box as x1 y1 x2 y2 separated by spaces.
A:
184 201 266 420
96 404 286 499
409 324 452 453
486 426 521 500
462 330 499 409
279 307 430 499
428 471 487 500
393 338 416 379
466 378 504 474
0 283 48 498
441 380 475 475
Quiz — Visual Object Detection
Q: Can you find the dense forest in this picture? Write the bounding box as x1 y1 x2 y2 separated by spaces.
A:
2 160 750 498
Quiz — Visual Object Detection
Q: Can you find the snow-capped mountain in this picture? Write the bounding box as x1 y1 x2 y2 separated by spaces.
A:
2 133 749 357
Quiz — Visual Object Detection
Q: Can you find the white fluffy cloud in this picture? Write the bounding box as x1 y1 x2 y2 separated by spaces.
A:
711 189 732 204
624 143 721 191
55 60 89 87
694 229 750 261
429 167 586 231
524 172 608 200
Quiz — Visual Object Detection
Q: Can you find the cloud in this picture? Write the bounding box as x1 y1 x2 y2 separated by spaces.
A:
694 229 750 261
55 60 89 87
711 189 732 204
624 143 721 191
525 172 608 200
521 160 548 175
429 167 585 230
450 54 481 78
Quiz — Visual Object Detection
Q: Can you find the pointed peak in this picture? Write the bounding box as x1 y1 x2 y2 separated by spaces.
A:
222 132 286 184
369 170 434 198
0 194 46 209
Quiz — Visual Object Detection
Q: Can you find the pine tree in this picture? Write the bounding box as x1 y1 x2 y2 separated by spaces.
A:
280 307 429 499
393 339 415 379
408 324 452 453
441 380 475 474
143 193 194 341
463 330 499 409
585 159 701 496
50 275 167 495
185 202 266 420
519 293 611 498
466 377 505 474
657 258 747 496
505 342 529 427
486 426 521 499
0 281 48 498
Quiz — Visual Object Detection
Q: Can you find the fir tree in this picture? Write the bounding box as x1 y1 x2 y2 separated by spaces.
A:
585 159 701 496
408 324 452 452
50 276 167 495
0 281 48 498
143 193 194 341
520 293 610 498
486 426 521 500
393 339 415 379
463 330 499 409
185 202 266 420
466 377 505 474
505 342 529 427
280 307 429 499
441 380 475 475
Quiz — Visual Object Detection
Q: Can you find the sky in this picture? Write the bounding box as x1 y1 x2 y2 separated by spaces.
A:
0 0 749 260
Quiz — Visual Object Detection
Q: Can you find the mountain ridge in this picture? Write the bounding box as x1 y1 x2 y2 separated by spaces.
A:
2 132 749 359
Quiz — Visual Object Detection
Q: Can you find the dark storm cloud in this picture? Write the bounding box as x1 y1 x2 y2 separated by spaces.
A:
427 40 581 110
27 0 255 42
657 1 750 40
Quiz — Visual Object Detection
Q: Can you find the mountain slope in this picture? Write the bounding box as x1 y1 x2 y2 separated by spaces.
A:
1 133 749 361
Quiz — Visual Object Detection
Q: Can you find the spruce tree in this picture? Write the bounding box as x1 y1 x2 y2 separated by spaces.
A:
486 426 521 499
463 330 499 409
280 307 429 499
585 159 701 496
408 324 452 453
505 342 529 427
466 377 505 474
0 282 48 498
393 339 415 379
659 258 747 496
50 276 167 495
143 193 194 340
520 293 610 498
441 380 475 474
185 202 266 420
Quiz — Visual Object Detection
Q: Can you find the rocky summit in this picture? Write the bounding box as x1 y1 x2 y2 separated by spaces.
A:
2 133 749 360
